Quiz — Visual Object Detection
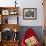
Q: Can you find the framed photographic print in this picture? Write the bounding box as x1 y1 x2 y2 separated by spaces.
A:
23 8 37 20
2 10 9 15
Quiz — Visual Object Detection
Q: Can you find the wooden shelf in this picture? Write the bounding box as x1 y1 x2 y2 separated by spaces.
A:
0 40 19 46
0 7 19 15
2 40 19 42
0 7 19 46
0 24 20 32
0 7 19 10
0 7 19 24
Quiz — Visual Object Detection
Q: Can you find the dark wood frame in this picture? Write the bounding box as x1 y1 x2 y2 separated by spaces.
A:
23 8 37 20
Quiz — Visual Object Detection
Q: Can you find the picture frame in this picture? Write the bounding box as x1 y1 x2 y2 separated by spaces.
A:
9 10 18 15
23 8 37 20
2 10 9 15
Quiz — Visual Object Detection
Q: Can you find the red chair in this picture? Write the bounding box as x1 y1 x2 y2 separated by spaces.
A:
21 28 41 46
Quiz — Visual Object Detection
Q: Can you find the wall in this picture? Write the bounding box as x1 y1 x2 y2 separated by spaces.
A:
0 0 44 26
18 0 44 26
0 0 44 44
18 26 43 44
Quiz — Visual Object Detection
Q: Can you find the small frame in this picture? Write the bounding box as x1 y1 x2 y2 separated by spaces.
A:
23 8 37 20
2 10 9 15
9 10 18 15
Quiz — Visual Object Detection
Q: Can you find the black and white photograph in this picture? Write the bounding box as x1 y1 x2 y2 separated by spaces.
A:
23 8 37 20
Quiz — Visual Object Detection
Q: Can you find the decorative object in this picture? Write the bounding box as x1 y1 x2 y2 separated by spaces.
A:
5 18 8 24
25 36 38 46
9 10 18 15
23 8 37 20
1 28 18 41
21 28 41 46
2 10 9 15
2 28 13 41
15 0 17 7
2 16 8 24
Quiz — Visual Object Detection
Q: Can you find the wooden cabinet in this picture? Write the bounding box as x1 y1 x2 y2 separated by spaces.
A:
0 40 19 46
2 41 19 46
0 7 19 46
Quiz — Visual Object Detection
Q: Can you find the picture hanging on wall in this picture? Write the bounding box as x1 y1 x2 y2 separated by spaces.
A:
23 8 37 20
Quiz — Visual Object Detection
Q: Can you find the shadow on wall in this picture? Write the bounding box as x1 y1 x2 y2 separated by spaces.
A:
18 26 44 44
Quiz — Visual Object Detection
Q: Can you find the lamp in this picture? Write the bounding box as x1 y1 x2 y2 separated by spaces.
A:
15 0 17 7
14 28 17 32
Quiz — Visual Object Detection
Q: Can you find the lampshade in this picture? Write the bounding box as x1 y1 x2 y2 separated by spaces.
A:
13 28 17 32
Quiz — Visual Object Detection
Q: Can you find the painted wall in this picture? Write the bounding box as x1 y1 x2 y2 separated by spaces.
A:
0 0 44 26
0 0 44 45
18 0 44 26
18 26 44 44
